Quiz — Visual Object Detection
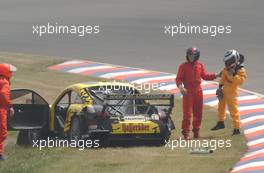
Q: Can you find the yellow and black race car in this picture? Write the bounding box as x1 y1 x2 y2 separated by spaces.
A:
8 82 175 146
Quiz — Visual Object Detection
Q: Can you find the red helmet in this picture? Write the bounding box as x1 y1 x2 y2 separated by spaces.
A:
186 47 200 62
0 63 17 79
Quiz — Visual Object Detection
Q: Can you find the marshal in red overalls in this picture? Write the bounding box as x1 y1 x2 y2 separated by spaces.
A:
0 64 16 160
176 47 218 139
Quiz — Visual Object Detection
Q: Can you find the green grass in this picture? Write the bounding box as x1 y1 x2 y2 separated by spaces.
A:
0 52 246 173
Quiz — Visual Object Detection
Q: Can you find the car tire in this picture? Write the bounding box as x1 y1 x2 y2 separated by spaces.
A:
17 130 41 146
98 134 110 148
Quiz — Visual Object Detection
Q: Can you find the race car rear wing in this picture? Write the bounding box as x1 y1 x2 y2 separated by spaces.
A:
102 93 174 117
104 93 173 100
103 94 174 107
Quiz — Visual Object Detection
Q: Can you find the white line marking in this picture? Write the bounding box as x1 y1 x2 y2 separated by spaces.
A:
241 115 264 124
247 138 264 146
60 60 87 65
68 65 113 73
205 100 218 107
205 95 261 107
244 125 264 135
131 75 176 84
244 148 264 158
238 104 264 112
237 95 261 101
203 89 216 95
100 70 149 78
159 84 177 91
232 161 264 172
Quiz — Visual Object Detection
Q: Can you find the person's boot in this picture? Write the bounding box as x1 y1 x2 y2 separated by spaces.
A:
193 131 200 139
0 155 5 161
232 129 240 136
182 131 190 140
211 121 225 131
183 135 190 140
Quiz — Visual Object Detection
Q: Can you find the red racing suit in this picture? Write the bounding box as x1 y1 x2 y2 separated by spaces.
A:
0 77 11 155
176 61 216 135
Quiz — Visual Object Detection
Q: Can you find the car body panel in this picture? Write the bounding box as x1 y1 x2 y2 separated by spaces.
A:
49 82 135 132
9 82 175 144
9 89 49 130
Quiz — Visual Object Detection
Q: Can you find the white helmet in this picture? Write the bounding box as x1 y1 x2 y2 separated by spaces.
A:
9 64 17 72
223 50 240 68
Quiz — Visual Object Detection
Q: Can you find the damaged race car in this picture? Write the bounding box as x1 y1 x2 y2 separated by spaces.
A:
8 82 175 147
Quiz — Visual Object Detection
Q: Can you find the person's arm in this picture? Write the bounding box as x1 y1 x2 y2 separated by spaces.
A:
233 68 247 86
219 69 226 85
176 64 187 95
175 64 184 87
201 64 216 80
0 80 11 108
216 70 225 100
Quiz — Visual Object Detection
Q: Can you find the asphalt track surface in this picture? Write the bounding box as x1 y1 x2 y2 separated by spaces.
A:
0 0 264 93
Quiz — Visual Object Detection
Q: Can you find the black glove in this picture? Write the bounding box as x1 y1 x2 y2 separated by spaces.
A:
216 88 224 100
215 71 222 79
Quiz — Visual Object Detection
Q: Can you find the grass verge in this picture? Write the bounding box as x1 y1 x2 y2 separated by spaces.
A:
0 52 246 173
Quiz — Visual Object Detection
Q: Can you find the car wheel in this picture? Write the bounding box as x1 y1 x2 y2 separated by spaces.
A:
98 134 110 148
157 126 171 146
17 130 41 146
69 116 81 142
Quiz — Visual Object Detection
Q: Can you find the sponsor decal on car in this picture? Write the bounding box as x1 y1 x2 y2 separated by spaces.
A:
111 122 160 134
122 123 149 133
